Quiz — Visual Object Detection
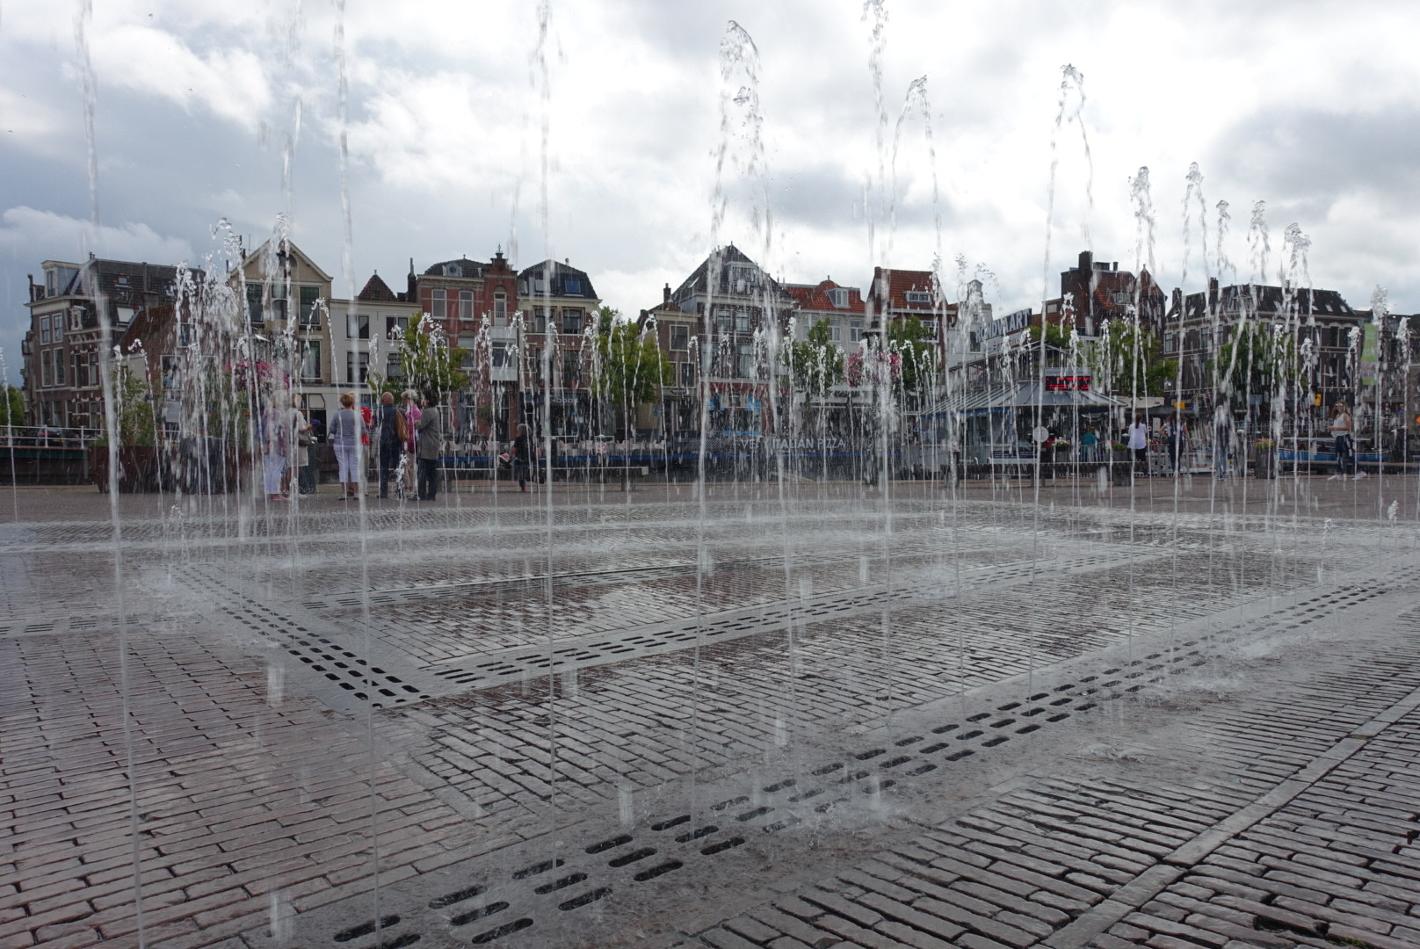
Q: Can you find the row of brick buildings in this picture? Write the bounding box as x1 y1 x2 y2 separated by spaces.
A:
19 242 1411 443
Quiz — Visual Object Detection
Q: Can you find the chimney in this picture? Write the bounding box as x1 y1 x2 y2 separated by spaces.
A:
1208 277 1219 309
663 283 671 305
1111 261 1118 272
1171 287 1182 313
1078 250 1092 273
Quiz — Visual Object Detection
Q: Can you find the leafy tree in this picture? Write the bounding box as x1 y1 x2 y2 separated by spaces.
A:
1212 322 1298 406
784 320 844 396
593 311 673 406
107 361 156 447
0 385 24 428
1027 320 1074 350
369 316 469 402
886 316 937 394
1089 320 1177 397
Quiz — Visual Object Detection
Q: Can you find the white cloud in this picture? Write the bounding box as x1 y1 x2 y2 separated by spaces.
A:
0 206 194 266
86 25 273 131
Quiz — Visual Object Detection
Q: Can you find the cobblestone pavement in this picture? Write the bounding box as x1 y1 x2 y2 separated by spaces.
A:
1 480 1417 948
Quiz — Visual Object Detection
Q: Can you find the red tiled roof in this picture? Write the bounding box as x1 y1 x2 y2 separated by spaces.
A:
870 267 937 312
784 279 866 315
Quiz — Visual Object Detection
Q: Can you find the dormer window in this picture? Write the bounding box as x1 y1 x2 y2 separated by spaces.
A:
828 288 849 308
444 263 462 277
904 290 932 304
564 276 582 295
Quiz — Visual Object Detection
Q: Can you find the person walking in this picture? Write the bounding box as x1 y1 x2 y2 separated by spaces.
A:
1127 413 1149 478
289 401 312 496
329 392 364 499
401 389 421 497
416 396 443 502
260 396 289 502
375 391 404 499
512 422 532 493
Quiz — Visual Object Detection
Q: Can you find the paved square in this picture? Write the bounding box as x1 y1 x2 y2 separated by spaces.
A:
3 478 1420 948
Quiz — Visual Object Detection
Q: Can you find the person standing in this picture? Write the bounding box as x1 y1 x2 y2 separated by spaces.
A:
1329 402 1360 481
1127 413 1149 478
1080 428 1098 464
1213 407 1233 480
260 396 289 502
329 392 363 500
376 391 403 499
1168 417 1187 474
416 396 443 502
401 389 421 496
290 401 313 496
512 422 532 493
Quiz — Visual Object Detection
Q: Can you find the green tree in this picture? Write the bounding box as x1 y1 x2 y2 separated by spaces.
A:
108 361 156 447
1212 322 1298 405
1089 320 1177 397
1027 320 1074 350
784 320 844 396
886 316 937 394
593 312 673 406
0 385 24 427
369 318 469 401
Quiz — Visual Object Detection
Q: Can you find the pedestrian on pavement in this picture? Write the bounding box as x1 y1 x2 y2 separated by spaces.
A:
416 396 443 502
1081 428 1098 463
329 392 364 499
512 422 532 493
289 401 312 496
1127 413 1149 478
260 395 290 502
401 389 421 496
376 391 404 499
1329 402 1359 480
1213 407 1233 480
1168 417 1187 474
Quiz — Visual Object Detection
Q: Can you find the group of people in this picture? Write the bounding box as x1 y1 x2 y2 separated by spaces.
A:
1125 415 1189 476
259 390 444 503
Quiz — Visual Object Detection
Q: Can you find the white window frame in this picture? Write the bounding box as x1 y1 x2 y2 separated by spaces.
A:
459 290 474 321
494 292 508 322
430 288 447 319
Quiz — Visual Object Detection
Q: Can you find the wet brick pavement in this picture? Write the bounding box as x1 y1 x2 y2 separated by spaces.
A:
1 478 1417 948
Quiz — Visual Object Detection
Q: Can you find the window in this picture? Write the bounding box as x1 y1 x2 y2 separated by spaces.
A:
849 320 863 338
430 288 447 318
161 356 178 392
300 343 321 382
347 314 370 340
53 349 65 385
52 317 63 341
737 340 754 378
388 316 408 339
494 292 508 322
904 290 932 304
115 306 135 326
386 354 402 381
69 308 81 331
920 319 938 335
247 284 264 323
40 316 50 344
561 309 582 335
491 343 510 368
459 290 473 321
443 263 462 277
40 352 49 387
715 310 733 334
671 325 690 351
829 288 849 308
680 361 695 387
564 276 582 295
562 351 579 386
346 351 369 384
299 285 320 315
73 353 85 388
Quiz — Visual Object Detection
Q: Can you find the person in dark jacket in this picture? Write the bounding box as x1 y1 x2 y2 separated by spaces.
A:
376 391 403 499
416 397 443 501
512 423 532 492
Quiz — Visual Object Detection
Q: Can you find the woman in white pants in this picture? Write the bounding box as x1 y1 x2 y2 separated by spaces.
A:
328 392 364 499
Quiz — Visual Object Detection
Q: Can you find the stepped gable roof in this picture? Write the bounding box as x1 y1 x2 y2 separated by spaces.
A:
422 257 484 279
518 259 598 301
1180 284 1356 321
784 279 866 315
357 273 398 302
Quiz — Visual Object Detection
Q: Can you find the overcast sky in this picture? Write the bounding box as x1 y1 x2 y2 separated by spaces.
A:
3 0 1418 384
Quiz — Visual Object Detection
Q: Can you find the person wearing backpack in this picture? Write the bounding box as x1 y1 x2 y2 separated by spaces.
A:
376 391 404 499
